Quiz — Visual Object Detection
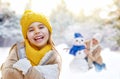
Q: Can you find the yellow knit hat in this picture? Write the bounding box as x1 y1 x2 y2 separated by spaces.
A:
20 10 52 39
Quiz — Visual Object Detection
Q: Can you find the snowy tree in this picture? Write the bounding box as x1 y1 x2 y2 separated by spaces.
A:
49 0 120 51
0 8 22 47
49 1 76 45
103 0 120 50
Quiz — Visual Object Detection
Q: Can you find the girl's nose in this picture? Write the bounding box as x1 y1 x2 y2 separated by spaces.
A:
35 28 40 34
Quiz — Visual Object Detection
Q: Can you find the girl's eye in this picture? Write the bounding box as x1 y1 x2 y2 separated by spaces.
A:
39 26 44 29
28 29 34 32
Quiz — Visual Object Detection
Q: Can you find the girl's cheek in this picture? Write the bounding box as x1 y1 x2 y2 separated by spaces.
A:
27 32 33 38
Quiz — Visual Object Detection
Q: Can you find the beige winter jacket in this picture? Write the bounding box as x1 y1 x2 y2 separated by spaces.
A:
85 40 103 64
1 42 62 79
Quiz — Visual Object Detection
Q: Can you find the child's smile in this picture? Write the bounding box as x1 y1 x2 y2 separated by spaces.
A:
34 34 44 42
27 22 50 49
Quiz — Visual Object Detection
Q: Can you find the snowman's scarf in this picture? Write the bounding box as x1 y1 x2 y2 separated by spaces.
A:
69 45 86 56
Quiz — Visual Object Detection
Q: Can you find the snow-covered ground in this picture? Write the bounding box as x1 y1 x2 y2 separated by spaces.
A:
56 44 120 79
0 44 120 79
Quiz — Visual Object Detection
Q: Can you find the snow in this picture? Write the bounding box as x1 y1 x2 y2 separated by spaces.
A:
56 44 120 79
0 44 120 79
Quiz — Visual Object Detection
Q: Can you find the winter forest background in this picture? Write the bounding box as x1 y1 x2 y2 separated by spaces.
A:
0 0 120 51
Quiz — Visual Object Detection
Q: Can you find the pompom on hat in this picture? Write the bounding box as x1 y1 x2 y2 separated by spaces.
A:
20 10 52 39
93 33 102 42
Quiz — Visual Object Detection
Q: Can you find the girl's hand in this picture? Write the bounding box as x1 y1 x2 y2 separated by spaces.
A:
84 49 90 55
13 58 31 75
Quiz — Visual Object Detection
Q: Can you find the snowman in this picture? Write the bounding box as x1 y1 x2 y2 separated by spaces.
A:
69 33 89 72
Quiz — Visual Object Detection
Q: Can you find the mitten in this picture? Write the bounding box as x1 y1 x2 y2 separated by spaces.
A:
13 58 31 75
34 64 58 79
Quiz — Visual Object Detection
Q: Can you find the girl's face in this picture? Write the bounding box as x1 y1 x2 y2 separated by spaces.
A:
92 38 98 45
27 22 50 49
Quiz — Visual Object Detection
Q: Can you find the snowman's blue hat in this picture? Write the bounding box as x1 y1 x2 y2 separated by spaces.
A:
74 33 83 38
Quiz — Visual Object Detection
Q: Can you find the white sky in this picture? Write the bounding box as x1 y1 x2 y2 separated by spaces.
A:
2 0 115 17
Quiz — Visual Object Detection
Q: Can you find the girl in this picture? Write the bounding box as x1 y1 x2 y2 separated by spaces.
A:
85 33 106 72
1 10 62 79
